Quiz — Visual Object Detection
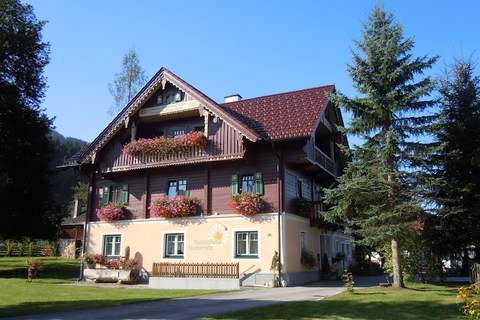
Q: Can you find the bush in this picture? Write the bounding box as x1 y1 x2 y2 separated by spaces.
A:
301 249 316 268
343 270 355 293
321 253 330 275
96 203 128 221
293 198 313 217
229 193 264 216
457 283 480 319
25 259 43 281
150 196 200 218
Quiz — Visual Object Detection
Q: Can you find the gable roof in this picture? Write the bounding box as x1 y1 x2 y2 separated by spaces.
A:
78 67 260 164
222 85 335 140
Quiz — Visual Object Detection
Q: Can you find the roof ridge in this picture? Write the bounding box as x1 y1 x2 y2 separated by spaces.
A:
221 84 335 104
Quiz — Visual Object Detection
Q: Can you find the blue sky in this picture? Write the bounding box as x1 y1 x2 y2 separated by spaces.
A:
27 0 479 143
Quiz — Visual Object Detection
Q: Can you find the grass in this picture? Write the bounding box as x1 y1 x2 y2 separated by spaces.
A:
203 283 466 320
0 257 217 318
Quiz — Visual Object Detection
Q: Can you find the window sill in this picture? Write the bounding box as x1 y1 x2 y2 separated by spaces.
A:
163 256 184 259
234 255 259 259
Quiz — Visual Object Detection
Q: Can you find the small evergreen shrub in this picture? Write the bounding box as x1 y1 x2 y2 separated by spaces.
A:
301 249 316 268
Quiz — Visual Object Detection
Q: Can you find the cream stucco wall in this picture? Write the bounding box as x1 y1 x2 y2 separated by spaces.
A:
87 213 280 278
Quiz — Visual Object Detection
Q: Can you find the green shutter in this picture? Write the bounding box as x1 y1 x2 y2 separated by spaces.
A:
255 172 264 195
102 186 110 207
231 174 239 195
121 184 129 204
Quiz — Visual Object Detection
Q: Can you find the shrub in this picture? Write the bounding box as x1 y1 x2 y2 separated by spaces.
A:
457 282 480 319
123 132 207 156
150 196 200 218
96 203 128 221
343 270 355 293
229 193 264 216
25 259 43 281
41 244 53 256
293 198 313 217
301 249 316 268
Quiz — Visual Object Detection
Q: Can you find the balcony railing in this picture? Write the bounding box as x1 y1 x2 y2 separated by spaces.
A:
305 140 337 177
100 137 244 173
310 201 341 231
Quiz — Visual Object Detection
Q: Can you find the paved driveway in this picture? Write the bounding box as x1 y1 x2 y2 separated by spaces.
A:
8 282 349 320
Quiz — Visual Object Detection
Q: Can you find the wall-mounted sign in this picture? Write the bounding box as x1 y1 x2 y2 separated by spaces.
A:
190 223 229 251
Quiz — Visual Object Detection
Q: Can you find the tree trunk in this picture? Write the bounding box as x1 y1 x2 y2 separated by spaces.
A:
391 238 405 288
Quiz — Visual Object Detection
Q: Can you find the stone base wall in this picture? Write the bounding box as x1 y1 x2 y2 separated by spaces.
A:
149 277 240 290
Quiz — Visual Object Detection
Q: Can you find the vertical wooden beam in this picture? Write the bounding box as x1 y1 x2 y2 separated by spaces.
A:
143 170 150 218
204 166 211 215
131 120 137 141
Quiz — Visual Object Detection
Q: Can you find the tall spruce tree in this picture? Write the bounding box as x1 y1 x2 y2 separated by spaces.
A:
324 6 437 287
0 0 58 238
428 59 480 259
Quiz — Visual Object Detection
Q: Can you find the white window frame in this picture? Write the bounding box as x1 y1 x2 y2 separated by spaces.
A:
300 231 307 251
102 234 122 258
163 233 185 259
233 229 260 259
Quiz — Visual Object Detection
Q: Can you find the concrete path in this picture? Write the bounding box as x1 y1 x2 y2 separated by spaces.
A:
8 281 350 320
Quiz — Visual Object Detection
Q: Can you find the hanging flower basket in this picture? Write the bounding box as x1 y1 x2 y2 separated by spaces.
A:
96 203 128 221
123 132 207 156
150 196 200 219
229 192 264 217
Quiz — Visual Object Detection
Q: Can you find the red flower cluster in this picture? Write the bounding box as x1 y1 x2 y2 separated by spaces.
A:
92 254 105 265
123 132 207 156
229 192 264 216
105 259 121 270
150 196 200 219
96 203 128 222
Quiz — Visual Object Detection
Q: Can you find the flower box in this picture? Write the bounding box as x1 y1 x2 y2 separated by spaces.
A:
229 193 264 217
123 132 207 156
150 196 200 219
96 203 128 222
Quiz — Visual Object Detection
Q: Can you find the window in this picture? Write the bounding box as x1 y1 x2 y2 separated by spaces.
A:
296 179 303 198
235 231 258 258
103 235 121 257
167 179 188 198
239 175 255 193
231 173 263 195
171 128 185 137
300 232 307 250
164 233 184 258
102 185 128 206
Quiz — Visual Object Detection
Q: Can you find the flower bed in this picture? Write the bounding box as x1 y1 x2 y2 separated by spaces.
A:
96 203 128 222
150 196 200 218
123 131 207 156
229 192 264 216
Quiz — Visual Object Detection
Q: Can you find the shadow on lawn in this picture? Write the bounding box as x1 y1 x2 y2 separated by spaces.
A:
205 299 462 320
0 258 79 280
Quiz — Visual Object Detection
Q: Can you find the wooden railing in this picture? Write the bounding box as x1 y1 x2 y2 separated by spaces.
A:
305 140 337 177
152 262 240 279
310 201 341 231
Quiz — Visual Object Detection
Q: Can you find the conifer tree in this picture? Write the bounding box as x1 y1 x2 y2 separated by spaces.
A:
324 6 437 288
427 59 480 259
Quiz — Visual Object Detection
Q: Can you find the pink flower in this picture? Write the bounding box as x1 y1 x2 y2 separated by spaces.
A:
229 193 264 216
150 196 200 218
96 203 128 221
123 132 207 156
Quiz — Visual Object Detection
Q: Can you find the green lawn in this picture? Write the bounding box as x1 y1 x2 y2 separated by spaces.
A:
0 257 216 318
204 283 466 320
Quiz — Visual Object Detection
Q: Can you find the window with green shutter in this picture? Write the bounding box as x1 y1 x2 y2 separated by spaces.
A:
231 174 239 195
102 184 129 206
254 172 264 195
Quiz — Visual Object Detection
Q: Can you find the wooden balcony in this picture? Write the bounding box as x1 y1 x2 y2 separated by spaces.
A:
305 140 338 178
310 201 341 231
100 139 244 173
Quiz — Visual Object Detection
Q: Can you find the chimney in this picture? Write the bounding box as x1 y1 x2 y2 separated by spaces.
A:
224 94 242 103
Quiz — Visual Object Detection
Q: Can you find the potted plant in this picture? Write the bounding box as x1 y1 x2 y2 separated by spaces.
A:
293 198 313 217
300 249 316 268
229 192 264 217
96 203 128 221
150 196 200 218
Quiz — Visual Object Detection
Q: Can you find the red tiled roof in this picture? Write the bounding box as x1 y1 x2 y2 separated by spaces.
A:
222 85 335 140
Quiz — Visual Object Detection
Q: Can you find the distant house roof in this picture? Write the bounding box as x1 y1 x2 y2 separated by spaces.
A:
222 85 335 140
